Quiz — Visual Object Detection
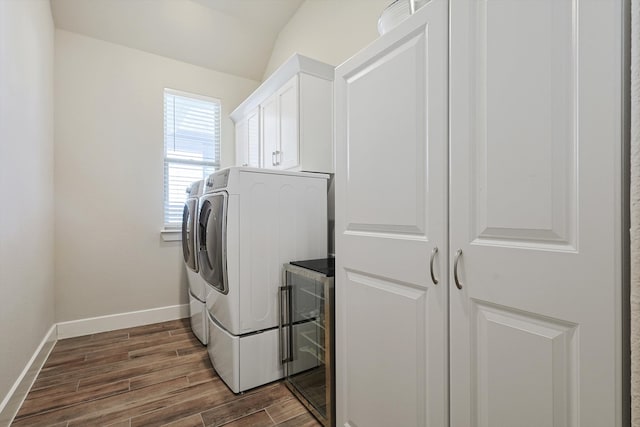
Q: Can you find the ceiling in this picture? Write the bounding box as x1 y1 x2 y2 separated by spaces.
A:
50 0 305 81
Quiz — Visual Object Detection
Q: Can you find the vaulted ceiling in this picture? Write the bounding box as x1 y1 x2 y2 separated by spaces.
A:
50 0 305 81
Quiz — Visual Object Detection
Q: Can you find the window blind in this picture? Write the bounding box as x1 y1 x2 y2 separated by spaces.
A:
164 89 220 227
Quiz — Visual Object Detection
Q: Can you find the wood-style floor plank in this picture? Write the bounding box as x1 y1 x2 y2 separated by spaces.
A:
24 380 79 401
162 414 205 427
127 375 238 427
13 377 189 427
215 410 274 427
65 377 200 427
34 351 176 389
68 378 228 427
273 412 321 427
17 379 130 418
186 369 218 386
129 359 211 391
11 319 322 427
263 397 309 424
200 383 291 427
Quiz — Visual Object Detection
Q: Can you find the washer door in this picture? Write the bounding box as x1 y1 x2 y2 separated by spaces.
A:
181 198 198 271
198 192 228 294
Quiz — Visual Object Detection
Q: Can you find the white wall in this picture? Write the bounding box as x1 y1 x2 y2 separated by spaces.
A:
54 30 259 322
0 0 55 417
262 0 389 79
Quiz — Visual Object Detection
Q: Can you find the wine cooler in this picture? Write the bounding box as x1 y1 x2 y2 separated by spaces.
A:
279 258 335 427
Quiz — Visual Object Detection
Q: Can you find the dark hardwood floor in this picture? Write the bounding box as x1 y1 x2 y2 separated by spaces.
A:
11 319 321 427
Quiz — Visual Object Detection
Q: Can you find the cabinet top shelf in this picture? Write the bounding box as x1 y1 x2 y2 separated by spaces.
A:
230 53 335 123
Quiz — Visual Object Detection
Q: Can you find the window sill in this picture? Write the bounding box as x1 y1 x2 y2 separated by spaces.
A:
160 228 182 242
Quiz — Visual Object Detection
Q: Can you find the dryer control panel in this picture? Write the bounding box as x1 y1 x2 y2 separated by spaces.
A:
187 179 204 197
206 169 230 191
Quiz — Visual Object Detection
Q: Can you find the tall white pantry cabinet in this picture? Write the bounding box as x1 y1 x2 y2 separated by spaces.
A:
335 0 626 426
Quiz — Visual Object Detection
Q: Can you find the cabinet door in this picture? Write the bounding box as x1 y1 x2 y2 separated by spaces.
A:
449 0 624 425
260 93 279 169
277 75 299 170
246 108 260 167
334 1 448 426
235 118 248 167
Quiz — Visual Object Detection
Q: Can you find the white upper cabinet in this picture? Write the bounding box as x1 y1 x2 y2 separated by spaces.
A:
231 54 334 173
261 75 299 170
261 91 279 168
235 107 260 168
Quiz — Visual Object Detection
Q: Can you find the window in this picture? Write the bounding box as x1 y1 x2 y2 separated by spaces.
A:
164 89 221 228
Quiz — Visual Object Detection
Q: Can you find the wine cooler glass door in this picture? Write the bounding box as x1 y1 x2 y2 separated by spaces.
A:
285 269 328 422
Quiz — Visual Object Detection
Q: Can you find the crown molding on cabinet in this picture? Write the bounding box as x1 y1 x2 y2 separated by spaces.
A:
230 53 334 124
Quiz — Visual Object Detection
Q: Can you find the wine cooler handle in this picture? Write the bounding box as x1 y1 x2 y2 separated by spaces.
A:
278 285 291 364
278 286 288 365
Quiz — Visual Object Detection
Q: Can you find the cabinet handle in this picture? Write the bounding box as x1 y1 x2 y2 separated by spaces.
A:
272 151 276 166
429 247 439 285
409 0 416 14
453 249 463 289
275 150 281 166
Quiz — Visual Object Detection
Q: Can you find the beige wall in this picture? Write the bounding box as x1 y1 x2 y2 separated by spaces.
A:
263 0 389 79
0 0 55 413
54 30 259 322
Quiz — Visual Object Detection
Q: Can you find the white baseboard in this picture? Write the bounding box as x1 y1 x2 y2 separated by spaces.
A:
0 324 57 426
56 304 189 339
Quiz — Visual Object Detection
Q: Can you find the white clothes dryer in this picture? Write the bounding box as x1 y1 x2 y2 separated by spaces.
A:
181 179 208 345
198 167 328 393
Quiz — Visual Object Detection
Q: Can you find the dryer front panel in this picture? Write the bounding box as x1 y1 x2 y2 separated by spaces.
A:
198 192 228 294
182 198 198 271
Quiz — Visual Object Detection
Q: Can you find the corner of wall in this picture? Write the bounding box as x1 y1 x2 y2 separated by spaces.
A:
0 324 57 425
261 0 389 81
0 0 57 418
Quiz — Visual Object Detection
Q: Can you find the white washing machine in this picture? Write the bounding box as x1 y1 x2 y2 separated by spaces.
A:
198 167 328 393
181 179 208 345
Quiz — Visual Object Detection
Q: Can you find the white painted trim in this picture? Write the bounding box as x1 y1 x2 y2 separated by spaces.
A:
160 228 182 242
56 304 189 339
0 324 57 426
